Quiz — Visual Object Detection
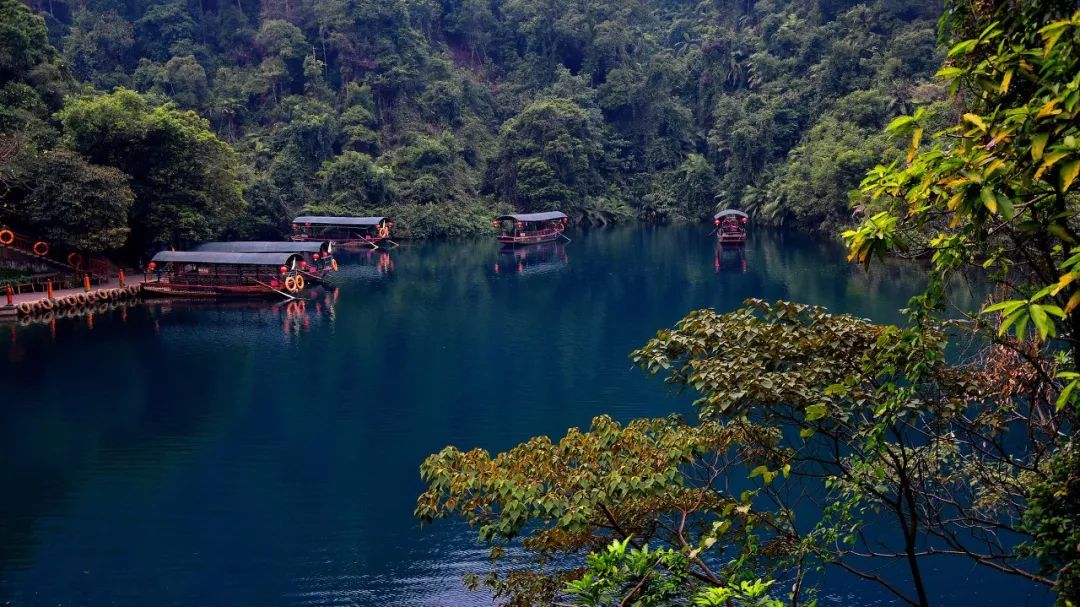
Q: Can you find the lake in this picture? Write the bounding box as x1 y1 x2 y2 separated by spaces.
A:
0 225 1043 606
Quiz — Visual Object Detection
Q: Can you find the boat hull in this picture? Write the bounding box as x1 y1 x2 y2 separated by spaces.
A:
291 235 386 248
498 232 561 246
141 282 291 299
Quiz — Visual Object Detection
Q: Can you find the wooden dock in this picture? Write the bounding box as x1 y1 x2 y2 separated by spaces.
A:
2 274 144 324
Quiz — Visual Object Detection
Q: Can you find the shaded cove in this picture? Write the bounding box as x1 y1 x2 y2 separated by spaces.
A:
0 225 1031 606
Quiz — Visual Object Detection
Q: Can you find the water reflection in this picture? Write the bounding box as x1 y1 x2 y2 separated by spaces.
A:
714 241 748 273
0 225 1029 606
493 242 569 275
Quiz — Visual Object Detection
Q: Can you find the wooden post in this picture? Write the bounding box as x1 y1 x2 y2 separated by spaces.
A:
46 280 53 299
83 273 91 292
119 270 126 287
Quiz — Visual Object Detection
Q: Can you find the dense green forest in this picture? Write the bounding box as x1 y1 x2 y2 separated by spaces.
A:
1 0 941 256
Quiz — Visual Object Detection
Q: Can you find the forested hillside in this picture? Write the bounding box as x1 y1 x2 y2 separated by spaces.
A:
0 0 943 255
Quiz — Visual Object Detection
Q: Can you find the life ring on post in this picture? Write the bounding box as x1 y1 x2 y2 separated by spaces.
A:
295 275 304 290
284 276 298 292
0 229 13 245
67 252 84 269
32 241 49 256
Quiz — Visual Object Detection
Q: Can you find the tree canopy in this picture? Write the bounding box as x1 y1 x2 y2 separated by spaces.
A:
0 0 944 253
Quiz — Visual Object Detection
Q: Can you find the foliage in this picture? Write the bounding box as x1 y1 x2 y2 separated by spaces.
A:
20 149 133 251
840 3 1080 605
565 537 783 607
843 2 1080 371
494 97 610 212
58 88 244 252
417 413 789 605
0 0 945 249
421 298 1071 606
1019 446 1080 606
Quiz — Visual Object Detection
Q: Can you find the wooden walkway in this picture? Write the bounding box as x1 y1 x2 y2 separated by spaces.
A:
7 273 139 305
2 272 144 322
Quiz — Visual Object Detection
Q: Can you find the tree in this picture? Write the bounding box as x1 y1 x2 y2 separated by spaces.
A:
62 10 135 88
58 88 245 251
21 149 133 251
420 297 1068 607
161 55 208 108
840 2 1080 604
418 411 788 606
318 151 391 210
494 98 609 212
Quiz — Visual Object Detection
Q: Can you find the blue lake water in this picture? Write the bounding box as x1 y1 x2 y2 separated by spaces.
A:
0 225 1046 605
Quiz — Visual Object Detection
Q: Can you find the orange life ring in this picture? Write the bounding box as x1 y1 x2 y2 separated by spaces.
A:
67 252 84 269
331 259 339 272
32 241 49 256
0 229 13 245
295 275 304 290
284 276 298 292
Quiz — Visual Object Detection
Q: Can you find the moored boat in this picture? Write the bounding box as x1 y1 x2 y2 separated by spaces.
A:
493 212 569 246
713 209 749 244
141 251 310 299
193 241 337 282
290 216 394 248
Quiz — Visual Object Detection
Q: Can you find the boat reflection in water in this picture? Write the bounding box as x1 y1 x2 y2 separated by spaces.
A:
493 242 569 275
714 242 748 273
332 248 395 278
145 286 341 339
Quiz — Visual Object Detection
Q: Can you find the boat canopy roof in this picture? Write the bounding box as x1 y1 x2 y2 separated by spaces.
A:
714 209 749 219
151 251 301 266
293 215 386 226
194 241 328 254
496 211 568 222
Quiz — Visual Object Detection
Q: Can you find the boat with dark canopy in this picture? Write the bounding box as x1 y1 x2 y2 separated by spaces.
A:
193 241 337 282
142 251 309 299
713 209 749 244
493 212 569 246
290 216 394 248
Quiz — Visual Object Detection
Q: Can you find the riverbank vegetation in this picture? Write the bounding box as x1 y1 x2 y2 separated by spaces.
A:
2 0 941 256
417 2 1080 606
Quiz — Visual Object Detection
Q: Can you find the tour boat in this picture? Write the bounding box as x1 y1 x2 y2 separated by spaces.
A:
290 216 394 248
141 251 310 299
493 212 569 246
714 209 749 244
193 241 337 282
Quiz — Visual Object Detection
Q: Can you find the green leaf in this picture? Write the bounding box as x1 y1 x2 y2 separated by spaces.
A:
1055 378 1077 411
804 404 828 421
963 113 988 132
886 115 916 133
948 39 978 57
1060 158 1080 191
996 193 1014 220
1032 132 1050 160
980 186 998 213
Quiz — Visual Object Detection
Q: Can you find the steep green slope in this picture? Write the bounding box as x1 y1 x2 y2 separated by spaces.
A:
1 0 942 252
